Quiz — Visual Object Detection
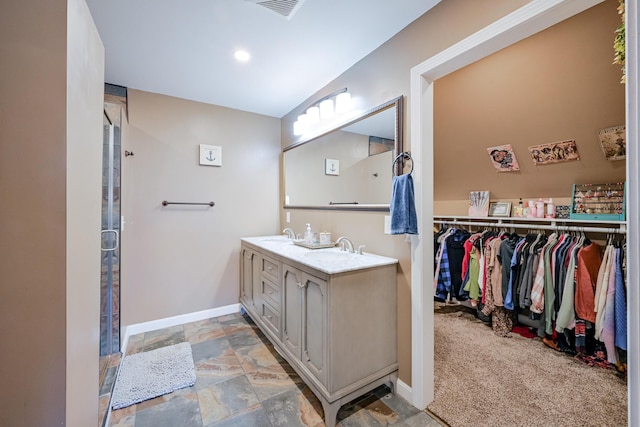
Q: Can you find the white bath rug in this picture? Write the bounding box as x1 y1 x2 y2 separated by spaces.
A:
110 342 196 410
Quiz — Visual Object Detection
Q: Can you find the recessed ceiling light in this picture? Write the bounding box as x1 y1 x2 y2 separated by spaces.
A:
234 50 251 62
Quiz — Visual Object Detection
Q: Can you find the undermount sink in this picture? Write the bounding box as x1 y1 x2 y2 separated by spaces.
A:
303 250 354 261
259 236 292 242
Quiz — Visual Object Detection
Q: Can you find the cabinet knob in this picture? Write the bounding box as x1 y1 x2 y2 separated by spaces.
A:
268 291 273 295
267 266 273 271
267 315 273 320
297 282 307 289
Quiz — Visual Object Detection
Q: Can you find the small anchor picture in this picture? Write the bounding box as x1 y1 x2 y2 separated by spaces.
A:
200 144 222 166
325 159 339 175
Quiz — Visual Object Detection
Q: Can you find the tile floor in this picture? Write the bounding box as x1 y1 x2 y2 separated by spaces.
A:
103 312 444 427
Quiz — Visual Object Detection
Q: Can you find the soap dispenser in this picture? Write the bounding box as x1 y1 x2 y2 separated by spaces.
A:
304 223 313 244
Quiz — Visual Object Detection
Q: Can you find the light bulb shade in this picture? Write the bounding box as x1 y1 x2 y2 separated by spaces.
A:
335 92 352 113
319 99 334 119
306 106 320 124
294 113 309 135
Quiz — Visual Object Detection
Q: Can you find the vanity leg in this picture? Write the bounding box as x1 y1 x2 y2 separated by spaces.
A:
321 399 340 427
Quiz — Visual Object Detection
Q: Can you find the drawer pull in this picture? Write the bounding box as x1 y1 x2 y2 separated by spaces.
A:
267 266 273 271
267 315 273 320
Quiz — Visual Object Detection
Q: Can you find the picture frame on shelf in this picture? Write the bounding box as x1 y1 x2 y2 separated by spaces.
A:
468 190 490 217
489 202 512 217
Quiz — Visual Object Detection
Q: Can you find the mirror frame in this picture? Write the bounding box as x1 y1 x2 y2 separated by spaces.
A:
283 95 404 211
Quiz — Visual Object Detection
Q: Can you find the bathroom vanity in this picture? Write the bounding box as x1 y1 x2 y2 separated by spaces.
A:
239 236 398 427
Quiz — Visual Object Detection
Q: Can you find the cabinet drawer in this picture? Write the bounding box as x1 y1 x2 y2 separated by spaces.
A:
260 301 280 336
262 278 280 311
261 256 280 282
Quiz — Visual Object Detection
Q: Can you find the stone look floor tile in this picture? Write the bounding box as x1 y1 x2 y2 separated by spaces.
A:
134 391 202 427
205 405 272 427
143 326 186 351
125 334 144 355
197 374 261 425
104 314 444 427
263 388 325 427
194 349 245 389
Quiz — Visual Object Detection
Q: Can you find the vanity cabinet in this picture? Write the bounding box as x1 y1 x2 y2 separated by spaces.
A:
240 239 398 427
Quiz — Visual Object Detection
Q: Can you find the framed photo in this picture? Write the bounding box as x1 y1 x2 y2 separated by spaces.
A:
489 202 512 217
369 136 395 156
598 125 625 161
324 158 339 175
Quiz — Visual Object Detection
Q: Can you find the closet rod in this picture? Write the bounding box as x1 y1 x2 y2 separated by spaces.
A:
433 219 626 234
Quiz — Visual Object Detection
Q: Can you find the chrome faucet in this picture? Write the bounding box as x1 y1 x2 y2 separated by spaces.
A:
282 228 295 239
336 236 355 253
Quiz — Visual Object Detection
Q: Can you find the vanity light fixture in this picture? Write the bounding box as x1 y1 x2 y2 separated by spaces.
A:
335 91 352 113
306 105 320 124
293 88 352 136
319 98 334 119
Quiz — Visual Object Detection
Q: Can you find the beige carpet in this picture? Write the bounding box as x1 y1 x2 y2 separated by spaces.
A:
427 303 628 427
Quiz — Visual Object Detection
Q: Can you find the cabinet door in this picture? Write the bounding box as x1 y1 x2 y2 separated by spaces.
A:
302 273 328 386
240 247 255 306
282 264 303 358
240 247 260 308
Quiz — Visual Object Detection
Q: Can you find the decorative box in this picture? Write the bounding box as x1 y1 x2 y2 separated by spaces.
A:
570 182 626 221
555 205 570 219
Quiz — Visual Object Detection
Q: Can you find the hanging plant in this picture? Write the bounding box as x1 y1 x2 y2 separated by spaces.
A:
613 0 625 83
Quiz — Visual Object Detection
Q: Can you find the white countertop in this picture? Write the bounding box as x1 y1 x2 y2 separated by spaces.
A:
241 235 398 274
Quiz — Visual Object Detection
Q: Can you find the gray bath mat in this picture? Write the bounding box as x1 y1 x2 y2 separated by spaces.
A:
110 342 196 410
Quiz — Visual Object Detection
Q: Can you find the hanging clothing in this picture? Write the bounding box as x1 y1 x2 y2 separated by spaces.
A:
594 244 614 338
614 244 627 351
574 242 603 323
556 243 581 333
601 248 618 363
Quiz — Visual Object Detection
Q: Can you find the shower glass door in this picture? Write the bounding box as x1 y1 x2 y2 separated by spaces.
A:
100 114 121 356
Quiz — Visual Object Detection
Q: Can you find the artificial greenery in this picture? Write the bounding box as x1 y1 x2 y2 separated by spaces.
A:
613 0 625 83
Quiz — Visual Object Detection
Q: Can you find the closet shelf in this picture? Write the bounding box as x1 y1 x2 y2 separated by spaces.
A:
433 215 626 234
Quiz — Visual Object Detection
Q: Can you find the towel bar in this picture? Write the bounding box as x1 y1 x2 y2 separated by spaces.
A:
162 201 215 207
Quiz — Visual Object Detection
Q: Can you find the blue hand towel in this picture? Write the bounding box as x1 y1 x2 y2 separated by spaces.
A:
390 173 418 235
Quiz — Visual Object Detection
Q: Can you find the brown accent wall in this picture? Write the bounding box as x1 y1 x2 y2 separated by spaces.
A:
280 0 532 386
434 0 625 212
120 90 281 326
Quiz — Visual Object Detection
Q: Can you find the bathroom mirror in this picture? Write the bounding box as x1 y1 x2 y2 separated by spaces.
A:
283 95 403 211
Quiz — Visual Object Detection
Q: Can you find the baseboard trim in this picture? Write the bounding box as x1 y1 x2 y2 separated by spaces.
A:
396 378 412 405
120 303 241 354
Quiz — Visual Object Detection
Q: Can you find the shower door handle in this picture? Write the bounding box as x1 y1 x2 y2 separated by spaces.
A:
101 230 119 252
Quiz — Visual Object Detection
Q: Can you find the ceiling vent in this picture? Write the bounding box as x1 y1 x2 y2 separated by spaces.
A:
244 0 305 19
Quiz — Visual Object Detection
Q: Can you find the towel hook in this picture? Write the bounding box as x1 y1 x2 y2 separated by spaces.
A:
393 151 413 176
